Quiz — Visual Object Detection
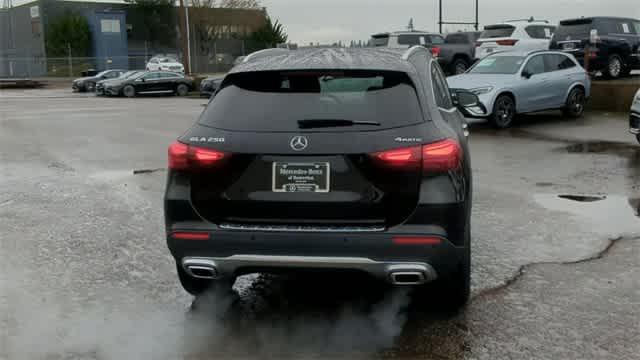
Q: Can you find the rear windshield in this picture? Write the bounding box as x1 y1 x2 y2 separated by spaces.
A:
555 19 594 38
480 25 516 38
468 56 525 74
200 70 424 132
371 34 389 47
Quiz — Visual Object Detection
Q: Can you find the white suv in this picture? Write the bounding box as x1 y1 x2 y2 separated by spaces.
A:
475 19 556 59
371 31 445 49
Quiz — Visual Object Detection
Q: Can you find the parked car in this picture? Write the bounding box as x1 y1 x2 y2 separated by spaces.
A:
448 50 590 128
371 30 445 49
631 89 640 143
102 71 193 97
549 17 640 79
437 31 482 75
475 18 556 60
165 47 486 309
72 69 126 92
199 75 224 97
146 56 185 73
95 71 142 96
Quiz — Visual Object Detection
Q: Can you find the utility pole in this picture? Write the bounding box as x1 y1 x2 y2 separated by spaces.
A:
475 0 479 30
178 0 190 74
439 0 442 33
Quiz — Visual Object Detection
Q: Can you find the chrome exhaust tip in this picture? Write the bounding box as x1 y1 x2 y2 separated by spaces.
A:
183 259 219 279
390 271 425 285
387 264 435 285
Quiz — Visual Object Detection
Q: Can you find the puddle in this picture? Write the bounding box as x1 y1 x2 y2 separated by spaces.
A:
558 194 606 202
535 194 640 237
563 141 639 155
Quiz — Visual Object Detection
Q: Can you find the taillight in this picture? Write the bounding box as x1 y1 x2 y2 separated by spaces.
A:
370 139 462 173
168 141 228 170
371 146 422 169
171 232 210 240
430 47 441 58
422 139 462 173
495 39 518 46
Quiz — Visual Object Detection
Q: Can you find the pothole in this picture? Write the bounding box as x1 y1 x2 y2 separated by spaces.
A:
558 194 607 202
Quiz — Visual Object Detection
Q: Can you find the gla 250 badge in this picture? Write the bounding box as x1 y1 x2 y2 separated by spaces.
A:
189 136 225 143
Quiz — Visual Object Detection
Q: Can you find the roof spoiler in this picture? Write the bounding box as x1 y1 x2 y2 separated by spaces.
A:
243 48 291 63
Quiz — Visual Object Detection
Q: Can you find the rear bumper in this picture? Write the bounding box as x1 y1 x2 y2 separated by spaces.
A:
182 255 438 285
630 112 640 134
167 222 464 283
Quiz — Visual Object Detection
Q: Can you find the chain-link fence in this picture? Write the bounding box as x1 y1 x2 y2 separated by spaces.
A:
0 40 256 78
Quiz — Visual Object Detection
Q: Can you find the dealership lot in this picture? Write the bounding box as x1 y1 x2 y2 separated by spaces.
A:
1 89 638 359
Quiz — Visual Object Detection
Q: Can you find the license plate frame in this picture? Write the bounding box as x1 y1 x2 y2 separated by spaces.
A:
272 162 330 193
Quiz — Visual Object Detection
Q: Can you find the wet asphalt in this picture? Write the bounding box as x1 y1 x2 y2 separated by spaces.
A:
0 89 638 360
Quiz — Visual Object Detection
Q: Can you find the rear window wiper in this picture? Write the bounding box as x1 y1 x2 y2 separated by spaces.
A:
298 119 381 129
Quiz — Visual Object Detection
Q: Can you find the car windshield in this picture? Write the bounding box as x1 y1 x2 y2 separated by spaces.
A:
468 56 525 74
95 70 112 77
160 58 175 63
200 70 424 132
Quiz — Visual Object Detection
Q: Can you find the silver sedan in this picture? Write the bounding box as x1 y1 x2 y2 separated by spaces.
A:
447 50 590 128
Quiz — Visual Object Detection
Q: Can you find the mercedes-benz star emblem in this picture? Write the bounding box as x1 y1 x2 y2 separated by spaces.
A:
290 136 309 151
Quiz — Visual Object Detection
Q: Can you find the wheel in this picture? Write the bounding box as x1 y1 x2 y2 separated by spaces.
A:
636 134 640 144
122 85 136 98
413 225 471 312
451 58 470 75
605 54 623 79
490 95 516 128
562 87 586 118
176 84 189 96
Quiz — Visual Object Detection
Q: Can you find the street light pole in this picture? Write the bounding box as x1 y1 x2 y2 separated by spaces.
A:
178 0 190 74
439 0 443 33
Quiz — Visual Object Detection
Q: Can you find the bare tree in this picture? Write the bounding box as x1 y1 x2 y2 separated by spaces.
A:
188 0 264 58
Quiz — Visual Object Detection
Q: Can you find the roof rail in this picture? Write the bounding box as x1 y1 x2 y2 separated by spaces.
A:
401 45 429 60
243 48 291 63
505 17 549 23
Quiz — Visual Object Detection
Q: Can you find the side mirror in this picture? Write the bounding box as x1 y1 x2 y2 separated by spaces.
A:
522 70 532 79
451 89 488 118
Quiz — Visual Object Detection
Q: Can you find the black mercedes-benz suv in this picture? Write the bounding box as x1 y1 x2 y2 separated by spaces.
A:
164 47 485 309
550 17 640 79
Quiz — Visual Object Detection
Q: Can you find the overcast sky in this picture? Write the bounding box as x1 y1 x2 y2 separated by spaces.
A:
260 0 640 44
11 0 640 44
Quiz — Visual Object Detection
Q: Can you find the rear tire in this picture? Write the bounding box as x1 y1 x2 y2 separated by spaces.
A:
176 84 189 96
451 58 470 75
123 85 136 98
562 87 586 118
605 54 623 79
490 94 516 128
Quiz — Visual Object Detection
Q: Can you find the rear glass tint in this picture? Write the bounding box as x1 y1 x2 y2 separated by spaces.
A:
525 25 556 39
555 19 593 37
480 25 515 38
397 34 425 45
200 70 424 132
371 34 389 46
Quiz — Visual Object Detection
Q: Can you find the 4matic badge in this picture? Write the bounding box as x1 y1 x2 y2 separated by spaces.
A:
395 137 423 143
189 136 225 143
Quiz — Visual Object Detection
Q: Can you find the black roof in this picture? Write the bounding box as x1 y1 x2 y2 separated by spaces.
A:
229 48 419 75
560 16 639 24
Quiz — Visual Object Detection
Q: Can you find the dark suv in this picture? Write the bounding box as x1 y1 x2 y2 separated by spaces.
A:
164 47 484 309
550 17 640 78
